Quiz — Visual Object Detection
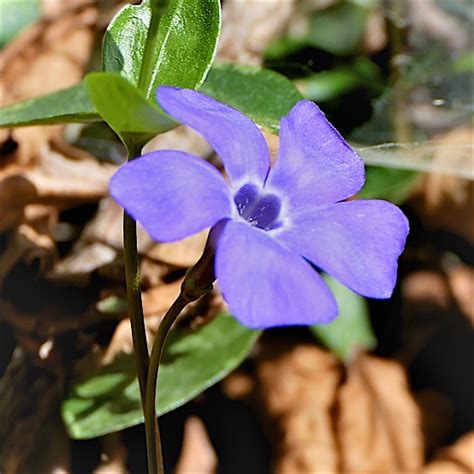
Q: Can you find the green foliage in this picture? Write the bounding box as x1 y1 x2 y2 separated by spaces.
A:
0 84 99 128
297 58 384 102
62 314 261 439
310 275 376 360
0 0 40 47
103 0 221 99
307 1 373 55
358 167 418 204
201 63 303 134
84 72 176 148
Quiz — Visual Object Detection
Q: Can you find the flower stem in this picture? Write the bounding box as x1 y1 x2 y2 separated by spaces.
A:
123 211 149 405
122 142 160 472
145 293 190 474
145 239 216 474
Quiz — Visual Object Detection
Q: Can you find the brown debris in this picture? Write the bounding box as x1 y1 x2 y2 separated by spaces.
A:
257 341 341 472
412 126 474 244
338 354 423 472
256 340 424 472
0 0 109 283
423 432 474 473
446 264 474 324
217 0 296 65
174 416 218 474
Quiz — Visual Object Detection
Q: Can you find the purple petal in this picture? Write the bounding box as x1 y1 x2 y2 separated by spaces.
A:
276 200 409 298
157 87 270 186
110 150 232 242
265 100 365 213
214 220 338 328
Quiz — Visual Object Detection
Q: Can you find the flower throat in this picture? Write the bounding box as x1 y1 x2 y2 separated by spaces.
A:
234 183 282 231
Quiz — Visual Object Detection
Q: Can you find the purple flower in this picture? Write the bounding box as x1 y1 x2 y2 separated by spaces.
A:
110 87 409 329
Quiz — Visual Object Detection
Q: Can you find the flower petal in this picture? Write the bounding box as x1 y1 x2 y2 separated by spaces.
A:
110 150 232 242
157 86 270 186
276 200 409 298
214 220 338 328
265 100 365 213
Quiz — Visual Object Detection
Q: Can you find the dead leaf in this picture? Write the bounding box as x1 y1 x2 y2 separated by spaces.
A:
423 432 474 473
94 432 128 474
416 389 453 458
257 340 341 473
174 416 217 474
256 338 424 473
0 1 109 280
217 0 296 65
337 354 423 472
446 264 474 324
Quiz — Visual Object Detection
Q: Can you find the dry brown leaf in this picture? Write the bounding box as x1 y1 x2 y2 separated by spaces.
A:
0 1 109 281
49 196 207 286
217 0 296 65
416 389 453 458
0 205 56 281
446 264 474 325
94 433 128 474
412 127 474 243
423 432 474 473
256 339 425 473
337 354 424 472
361 7 387 54
257 340 341 473
408 0 470 51
174 416 217 474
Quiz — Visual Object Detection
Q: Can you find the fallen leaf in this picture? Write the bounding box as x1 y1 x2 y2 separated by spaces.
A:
256 339 341 473
423 432 474 473
256 338 425 472
446 264 474 324
337 354 423 472
174 416 217 474
217 0 296 65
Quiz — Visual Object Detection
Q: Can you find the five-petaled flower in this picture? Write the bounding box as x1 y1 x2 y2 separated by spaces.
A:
110 87 409 329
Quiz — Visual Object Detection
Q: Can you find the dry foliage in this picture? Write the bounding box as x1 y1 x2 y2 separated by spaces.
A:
0 0 116 282
256 340 424 472
424 431 474 473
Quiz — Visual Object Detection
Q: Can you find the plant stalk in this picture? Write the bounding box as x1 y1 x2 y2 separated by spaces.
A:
145 293 190 474
122 142 160 469
145 240 216 474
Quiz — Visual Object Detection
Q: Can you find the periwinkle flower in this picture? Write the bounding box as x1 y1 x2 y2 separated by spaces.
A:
110 87 409 329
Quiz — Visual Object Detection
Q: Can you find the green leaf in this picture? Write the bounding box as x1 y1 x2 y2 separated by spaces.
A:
308 1 373 55
297 58 384 102
103 0 221 99
0 0 40 47
310 275 376 360
62 314 261 439
84 72 176 148
0 84 100 128
357 167 418 204
201 64 303 134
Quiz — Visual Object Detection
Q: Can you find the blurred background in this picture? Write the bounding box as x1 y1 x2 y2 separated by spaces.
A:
0 0 473 473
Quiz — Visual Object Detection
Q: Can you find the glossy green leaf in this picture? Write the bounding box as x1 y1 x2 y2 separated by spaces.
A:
0 84 99 128
103 0 221 99
201 64 303 134
311 275 376 360
84 72 176 147
0 0 40 47
62 314 261 439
